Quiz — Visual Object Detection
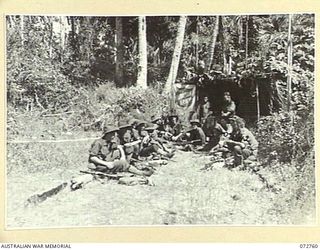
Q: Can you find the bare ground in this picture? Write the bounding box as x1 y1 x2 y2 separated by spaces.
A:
6 145 315 228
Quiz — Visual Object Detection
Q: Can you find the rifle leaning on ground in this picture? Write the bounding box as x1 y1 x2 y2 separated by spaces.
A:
79 170 130 179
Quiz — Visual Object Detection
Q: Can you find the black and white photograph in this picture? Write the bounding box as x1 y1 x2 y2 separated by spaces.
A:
6 14 315 228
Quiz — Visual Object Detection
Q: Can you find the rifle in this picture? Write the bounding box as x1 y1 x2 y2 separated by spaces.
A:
172 139 202 146
79 170 131 179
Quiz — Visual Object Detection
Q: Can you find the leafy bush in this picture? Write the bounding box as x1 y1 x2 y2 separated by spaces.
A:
64 83 169 131
257 111 313 164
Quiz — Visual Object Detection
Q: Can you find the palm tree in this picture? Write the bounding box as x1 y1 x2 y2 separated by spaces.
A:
115 17 124 87
206 16 220 72
136 16 148 89
165 15 187 93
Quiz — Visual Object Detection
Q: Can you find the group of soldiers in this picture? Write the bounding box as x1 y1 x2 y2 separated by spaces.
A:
87 91 259 178
87 115 179 177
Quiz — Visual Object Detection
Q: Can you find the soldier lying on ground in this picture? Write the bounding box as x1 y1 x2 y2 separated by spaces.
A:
88 124 153 176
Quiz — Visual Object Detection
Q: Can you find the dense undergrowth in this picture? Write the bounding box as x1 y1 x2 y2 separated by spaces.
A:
7 82 169 139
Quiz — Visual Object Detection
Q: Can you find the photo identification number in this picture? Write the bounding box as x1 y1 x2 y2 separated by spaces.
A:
300 244 318 248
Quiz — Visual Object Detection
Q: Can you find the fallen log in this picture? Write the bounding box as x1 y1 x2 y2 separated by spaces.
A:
24 182 69 207
24 173 99 207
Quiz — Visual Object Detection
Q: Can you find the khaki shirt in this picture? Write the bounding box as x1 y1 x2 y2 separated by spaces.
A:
89 138 121 162
189 127 206 145
222 101 236 116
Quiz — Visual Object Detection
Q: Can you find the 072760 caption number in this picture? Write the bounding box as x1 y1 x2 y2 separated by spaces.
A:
300 244 318 248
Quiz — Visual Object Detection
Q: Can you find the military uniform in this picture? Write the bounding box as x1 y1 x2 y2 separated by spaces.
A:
139 125 161 157
220 92 236 132
169 123 182 136
227 127 259 166
88 125 129 173
188 126 206 145
180 119 206 146
118 120 135 162
198 101 211 125
88 138 129 173
89 138 122 162
239 127 258 157
222 100 236 117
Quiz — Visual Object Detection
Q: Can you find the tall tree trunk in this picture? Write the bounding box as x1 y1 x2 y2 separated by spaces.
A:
48 18 53 59
8 15 15 30
115 17 124 87
245 15 249 69
20 15 24 46
206 15 220 72
70 16 76 51
220 17 228 74
86 17 93 62
165 15 187 94
59 16 69 62
238 16 243 44
195 17 199 68
136 16 148 89
287 14 293 112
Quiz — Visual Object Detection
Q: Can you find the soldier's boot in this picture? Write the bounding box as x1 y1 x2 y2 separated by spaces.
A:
128 166 154 177
157 148 174 158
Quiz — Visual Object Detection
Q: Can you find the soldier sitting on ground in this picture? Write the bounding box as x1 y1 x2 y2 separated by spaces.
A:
148 121 175 154
130 119 141 140
221 91 236 118
88 124 153 176
138 122 174 159
137 121 173 158
224 117 258 167
151 115 165 131
151 115 172 140
172 119 206 150
118 119 137 163
167 114 182 137
201 114 230 152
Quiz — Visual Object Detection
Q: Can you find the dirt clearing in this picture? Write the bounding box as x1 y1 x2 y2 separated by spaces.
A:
7 147 314 228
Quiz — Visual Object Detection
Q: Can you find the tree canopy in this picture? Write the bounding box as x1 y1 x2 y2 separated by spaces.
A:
6 14 314 115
